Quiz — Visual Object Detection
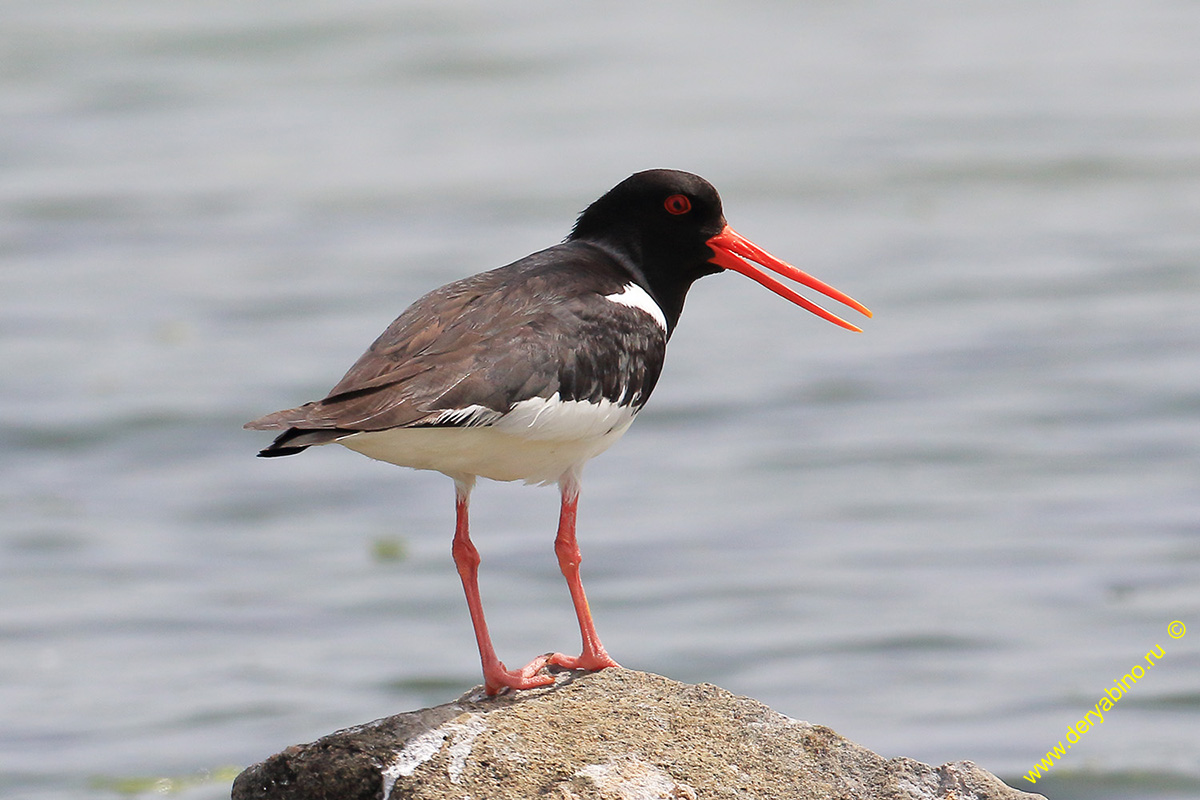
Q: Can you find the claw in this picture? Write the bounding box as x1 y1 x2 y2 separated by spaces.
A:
546 650 621 672
483 655 554 695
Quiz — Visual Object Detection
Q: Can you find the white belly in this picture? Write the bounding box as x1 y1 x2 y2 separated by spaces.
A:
335 394 638 484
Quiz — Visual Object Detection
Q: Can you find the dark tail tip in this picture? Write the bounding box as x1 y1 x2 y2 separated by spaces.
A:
257 445 308 458
252 426 347 457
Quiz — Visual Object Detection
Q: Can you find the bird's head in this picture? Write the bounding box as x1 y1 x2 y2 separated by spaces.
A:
570 169 871 332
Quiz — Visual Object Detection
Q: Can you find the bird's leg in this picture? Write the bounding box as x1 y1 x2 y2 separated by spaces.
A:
451 478 552 694
544 471 621 673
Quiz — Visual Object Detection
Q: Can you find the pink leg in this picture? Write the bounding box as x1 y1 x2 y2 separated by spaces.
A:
451 479 552 695
546 472 621 672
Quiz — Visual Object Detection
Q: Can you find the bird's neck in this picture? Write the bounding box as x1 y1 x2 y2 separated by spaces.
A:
571 238 694 337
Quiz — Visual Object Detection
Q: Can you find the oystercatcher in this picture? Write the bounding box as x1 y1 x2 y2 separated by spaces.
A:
246 169 870 694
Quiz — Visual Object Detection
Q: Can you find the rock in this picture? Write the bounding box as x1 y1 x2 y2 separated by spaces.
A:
232 668 1041 800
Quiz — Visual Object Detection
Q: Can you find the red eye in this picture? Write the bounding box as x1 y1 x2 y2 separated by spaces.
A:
664 194 691 215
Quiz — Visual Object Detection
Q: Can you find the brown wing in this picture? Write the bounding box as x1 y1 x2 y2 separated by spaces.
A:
245 242 666 443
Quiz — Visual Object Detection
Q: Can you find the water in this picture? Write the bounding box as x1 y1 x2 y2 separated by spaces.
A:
3 1 1199 798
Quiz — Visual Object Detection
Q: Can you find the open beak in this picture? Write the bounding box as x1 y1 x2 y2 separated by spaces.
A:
706 225 872 332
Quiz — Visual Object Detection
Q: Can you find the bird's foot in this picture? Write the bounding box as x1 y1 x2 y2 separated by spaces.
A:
481 650 620 695
545 649 621 672
482 654 555 695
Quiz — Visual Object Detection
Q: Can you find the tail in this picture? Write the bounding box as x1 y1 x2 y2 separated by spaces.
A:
245 405 350 457
258 439 305 457
246 426 343 457
252 427 351 457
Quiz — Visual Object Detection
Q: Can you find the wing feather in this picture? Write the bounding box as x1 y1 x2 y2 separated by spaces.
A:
246 242 668 449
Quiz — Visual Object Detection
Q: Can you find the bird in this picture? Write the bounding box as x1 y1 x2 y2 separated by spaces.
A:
245 169 870 695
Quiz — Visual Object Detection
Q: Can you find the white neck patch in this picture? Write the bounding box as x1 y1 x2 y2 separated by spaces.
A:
604 283 668 332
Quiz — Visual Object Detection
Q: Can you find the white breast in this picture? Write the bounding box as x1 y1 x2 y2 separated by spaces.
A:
495 393 636 440
334 395 639 485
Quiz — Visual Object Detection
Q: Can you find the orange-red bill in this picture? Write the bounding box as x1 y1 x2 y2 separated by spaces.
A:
706 225 872 332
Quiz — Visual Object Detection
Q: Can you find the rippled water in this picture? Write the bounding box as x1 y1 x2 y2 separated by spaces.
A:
3 2 1199 799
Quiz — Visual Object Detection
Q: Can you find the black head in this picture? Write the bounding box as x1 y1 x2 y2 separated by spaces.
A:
570 169 872 333
568 169 729 326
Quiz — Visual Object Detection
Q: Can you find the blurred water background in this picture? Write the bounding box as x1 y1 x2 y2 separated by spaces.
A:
3 2 1199 798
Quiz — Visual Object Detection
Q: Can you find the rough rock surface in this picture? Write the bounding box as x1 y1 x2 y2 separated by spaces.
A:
232 668 1041 800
